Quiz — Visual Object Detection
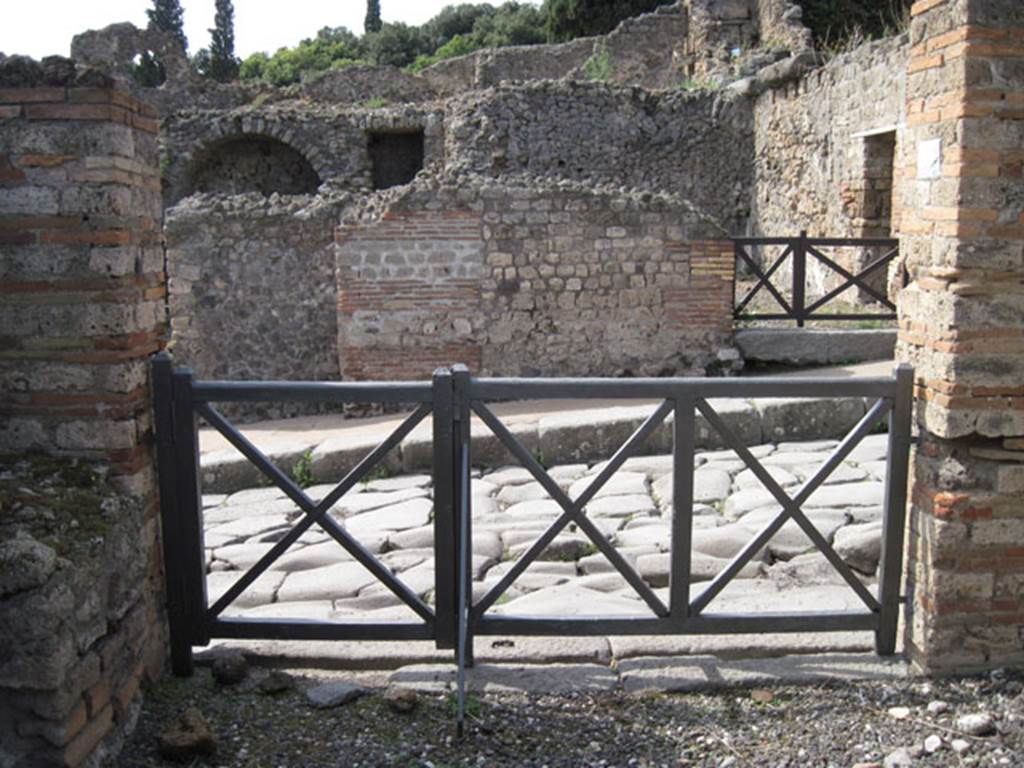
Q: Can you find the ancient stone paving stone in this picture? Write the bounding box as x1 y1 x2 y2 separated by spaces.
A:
767 552 850 587
277 561 378 602
579 549 642 575
614 524 670 551
737 509 850 561
471 479 498 497
546 463 589 486
816 463 869 484
270 540 353 572
846 433 889 463
575 572 631 592
231 600 335 620
483 466 535 486
775 440 838 453
224 486 287 506
584 493 657 518
848 504 883 523
206 569 286 608
331 487 428 516
382 548 433 573
206 514 291 542
203 532 238 550
203 498 298 525
568 471 647 499
502 499 563 518
509 532 596 562
805 481 884 508
637 551 763 587
361 561 436 598
471 530 505 560
365 474 431 492
857 459 888 480
334 592 404 612
691 523 771 561
491 584 648 617
733 465 799 490
212 540 278 573
483 567 572 593
499 527 552 549
496 482 551 506
295 528 330 545
697 445 776 463
202 494 228 508
590 455 676 478
344 497 433 535
833 520 883 574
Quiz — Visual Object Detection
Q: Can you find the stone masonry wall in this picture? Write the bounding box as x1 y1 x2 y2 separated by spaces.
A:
894 0 1024 673
0 60 167 767
166 192 346 420
337 176 736 381
161 104 445 204
446 81 753 234
748 33 909 296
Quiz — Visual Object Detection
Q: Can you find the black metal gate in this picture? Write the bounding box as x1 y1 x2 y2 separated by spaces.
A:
154 355 912 725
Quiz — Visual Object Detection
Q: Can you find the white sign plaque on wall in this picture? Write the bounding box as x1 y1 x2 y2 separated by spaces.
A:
917 138 942 179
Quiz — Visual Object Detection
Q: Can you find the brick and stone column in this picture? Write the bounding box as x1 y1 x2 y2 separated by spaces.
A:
896 0 1024 672
0 59 167 766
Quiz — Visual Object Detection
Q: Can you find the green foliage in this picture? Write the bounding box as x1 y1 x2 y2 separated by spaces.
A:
798 0 912 51
365 22 432 68
132 51 166 87
147 0 188 52
583 43 610 81
239 27 366 86
408 34 483 72
544 0 673 43
365 0 383 34
196 0 239 82
291 450 315 489
363 95 389 108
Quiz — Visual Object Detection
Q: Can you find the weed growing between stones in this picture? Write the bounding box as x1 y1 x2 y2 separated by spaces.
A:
290 450 314 488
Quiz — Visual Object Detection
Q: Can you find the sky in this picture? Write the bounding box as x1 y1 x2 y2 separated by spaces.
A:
0 1 536 60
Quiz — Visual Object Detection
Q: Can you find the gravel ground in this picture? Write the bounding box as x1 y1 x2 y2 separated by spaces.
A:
117 665 1022 767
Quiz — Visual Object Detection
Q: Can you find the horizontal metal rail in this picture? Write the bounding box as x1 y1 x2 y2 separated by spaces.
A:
190 380 433 404
469 376 897 400
211 618 435 641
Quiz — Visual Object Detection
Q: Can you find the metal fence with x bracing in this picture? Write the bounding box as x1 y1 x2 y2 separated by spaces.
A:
154 356 913 734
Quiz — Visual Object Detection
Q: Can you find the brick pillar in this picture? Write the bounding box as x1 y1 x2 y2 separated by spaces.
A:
0 60 168 766
895 0 1024 672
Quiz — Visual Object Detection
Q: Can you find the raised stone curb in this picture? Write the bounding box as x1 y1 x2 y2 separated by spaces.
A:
200 395 871 493
736 329 897 366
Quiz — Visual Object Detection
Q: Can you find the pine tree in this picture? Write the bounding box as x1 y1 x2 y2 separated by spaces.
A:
147 0 188 52
365 0 383 34
206 0 240 82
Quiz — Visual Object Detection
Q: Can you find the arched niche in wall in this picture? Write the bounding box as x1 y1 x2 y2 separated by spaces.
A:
185 134 321 198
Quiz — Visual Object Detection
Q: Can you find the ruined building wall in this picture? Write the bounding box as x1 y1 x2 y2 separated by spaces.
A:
446 81 754 234
165 193 344 420
161 104 445 204
750 33 909 239
0 60 167 767
337 176 736 381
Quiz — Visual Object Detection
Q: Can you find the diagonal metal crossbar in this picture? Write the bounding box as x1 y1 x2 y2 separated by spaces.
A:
470 400 673 619
734 244 794 316
690 397 890 615
198 402 435 621
805 244 898 313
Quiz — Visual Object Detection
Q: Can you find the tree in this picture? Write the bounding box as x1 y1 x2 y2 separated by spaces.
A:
199 0 240 82
239 27 367 85
365 22 431 68
365 0 383 34
544 0 672 42
147 0 188 52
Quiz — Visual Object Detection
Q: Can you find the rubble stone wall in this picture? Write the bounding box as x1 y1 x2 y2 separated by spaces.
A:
895 0 1024 673
161 104 445 204
336 177 736 381
0 66 166 768
445 81 754 234
165 193 346 420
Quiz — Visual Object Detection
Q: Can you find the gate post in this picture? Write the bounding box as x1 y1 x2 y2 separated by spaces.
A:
451 364 475 667
432 368 457 650
794 230 808 327
153 353 194 675
876 364 914 655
